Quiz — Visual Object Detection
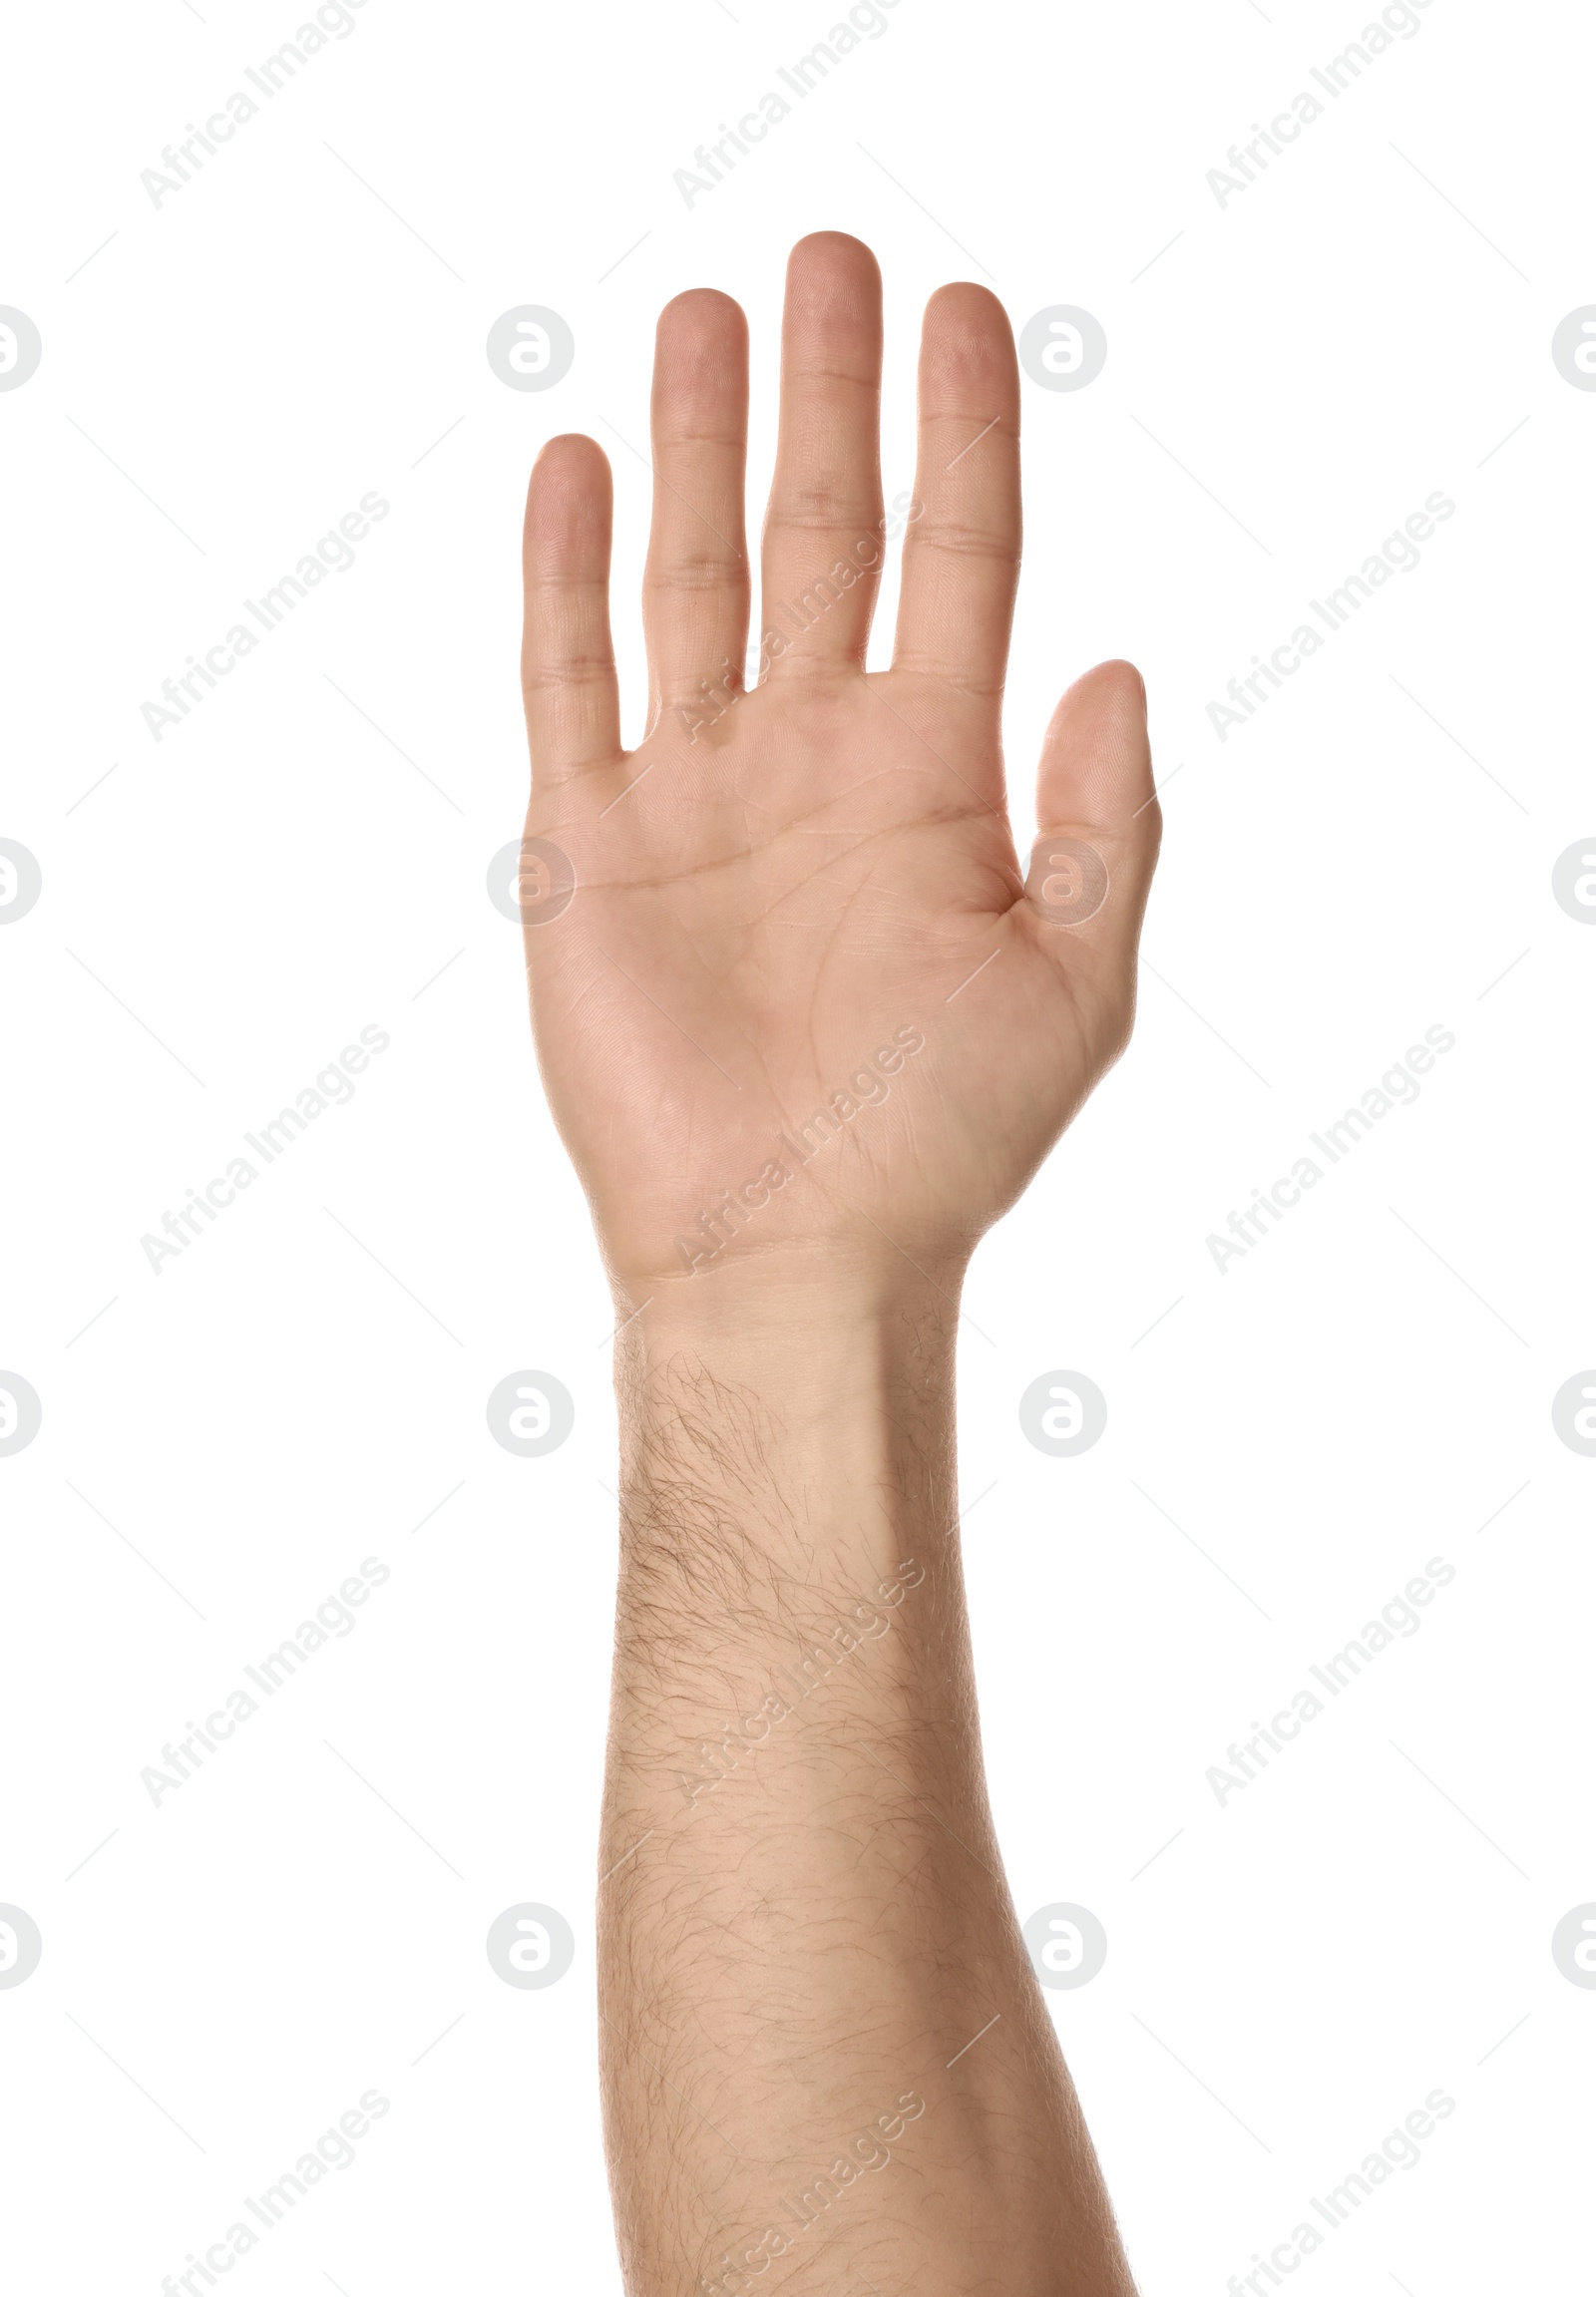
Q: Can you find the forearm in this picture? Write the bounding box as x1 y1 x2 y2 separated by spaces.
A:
598 1264 1136 2296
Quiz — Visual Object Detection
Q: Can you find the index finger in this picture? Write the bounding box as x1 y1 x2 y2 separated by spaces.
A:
892 284 1021 709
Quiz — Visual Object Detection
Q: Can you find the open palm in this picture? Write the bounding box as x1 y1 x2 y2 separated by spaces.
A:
519 233 1159 1303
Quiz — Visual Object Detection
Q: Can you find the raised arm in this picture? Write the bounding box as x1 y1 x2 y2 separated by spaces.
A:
519 231 1159 2295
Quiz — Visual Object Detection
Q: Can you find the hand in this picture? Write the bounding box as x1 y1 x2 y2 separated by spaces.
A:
519 232 1160 1306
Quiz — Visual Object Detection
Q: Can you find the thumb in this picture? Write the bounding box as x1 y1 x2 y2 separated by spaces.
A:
1020 657 1162 1008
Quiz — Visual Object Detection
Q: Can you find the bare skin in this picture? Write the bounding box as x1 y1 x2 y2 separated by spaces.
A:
520 232 1159 2295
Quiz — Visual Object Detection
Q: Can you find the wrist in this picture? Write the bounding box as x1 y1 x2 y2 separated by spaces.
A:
611 1253 962 1559
613 1249 961 1405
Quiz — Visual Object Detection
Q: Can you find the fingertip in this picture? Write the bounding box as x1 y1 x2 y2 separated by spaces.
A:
524 435 611 575
1038 658 1154 833
784 231 883 333
659 284 746 323
1069 657 1146 719
1051 657 1149 744
788 229 881 279
656 286 748 354
923 281 1011 336
651 291 750 437
918 284 1018 420
1060 661 1148 748
529 432 610 493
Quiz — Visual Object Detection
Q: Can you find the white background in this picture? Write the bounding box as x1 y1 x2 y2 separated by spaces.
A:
2 0 1592 2290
